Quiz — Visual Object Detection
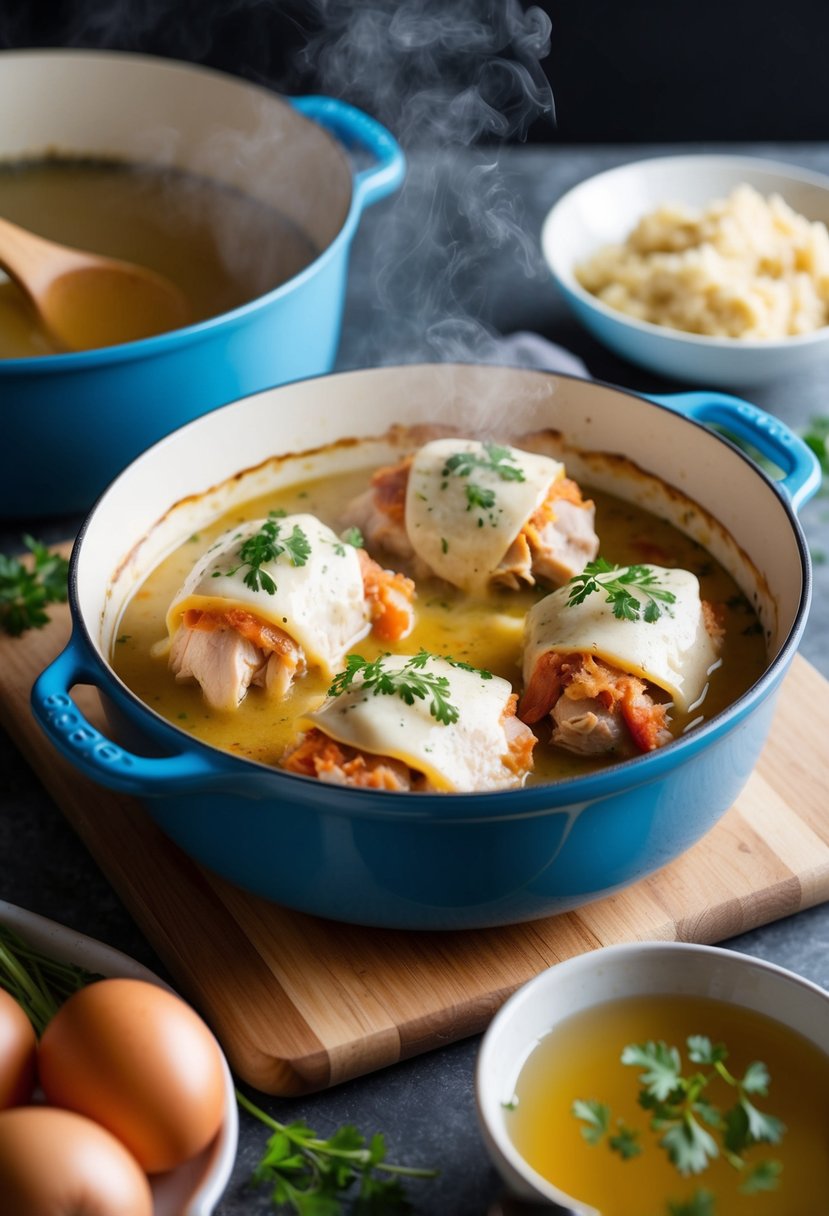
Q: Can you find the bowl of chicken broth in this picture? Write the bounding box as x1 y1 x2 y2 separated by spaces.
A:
31 364 819 929
0 49 404 517
477 942 829 1216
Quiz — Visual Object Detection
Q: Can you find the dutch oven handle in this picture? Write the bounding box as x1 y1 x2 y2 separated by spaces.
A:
289 94 406 211
30 633 222 796
647 390 822 513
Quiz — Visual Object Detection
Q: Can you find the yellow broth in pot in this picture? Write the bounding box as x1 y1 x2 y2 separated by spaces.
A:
0 157 318 357
111 460 767 785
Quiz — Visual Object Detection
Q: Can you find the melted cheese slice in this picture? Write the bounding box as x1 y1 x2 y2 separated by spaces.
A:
405 438 564 594
166 513 370 675
523 566 719 712
305 655 525 792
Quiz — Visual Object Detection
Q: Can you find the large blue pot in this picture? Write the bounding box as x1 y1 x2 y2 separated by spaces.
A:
30 366 819 929
0 51 404 517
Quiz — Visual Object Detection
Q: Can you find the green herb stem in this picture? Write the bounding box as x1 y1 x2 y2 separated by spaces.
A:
236 1091 436 1178
237 1088 437 1213
0 924 97 1033
573 1033 785 1214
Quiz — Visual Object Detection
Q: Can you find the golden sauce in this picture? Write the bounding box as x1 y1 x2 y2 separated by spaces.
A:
506 993 829 1215
0 157 318 357
111 464 768 783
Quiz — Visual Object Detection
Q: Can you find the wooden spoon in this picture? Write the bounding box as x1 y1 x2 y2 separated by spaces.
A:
0 215 190 352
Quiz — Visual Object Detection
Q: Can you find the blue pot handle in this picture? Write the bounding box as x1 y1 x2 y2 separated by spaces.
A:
31 635 221 796
289 95 406 211
647 390 822 512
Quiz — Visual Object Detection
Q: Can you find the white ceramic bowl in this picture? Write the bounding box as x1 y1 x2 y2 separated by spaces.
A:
0 901 238 1216
476 941 829 1214
541 154 829 387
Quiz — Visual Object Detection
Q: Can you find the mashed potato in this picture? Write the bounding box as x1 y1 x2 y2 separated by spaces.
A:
575 183 829 339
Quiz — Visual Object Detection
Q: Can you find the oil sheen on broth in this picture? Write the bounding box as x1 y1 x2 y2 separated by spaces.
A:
111 464 768 784
0 157 318 357
505 993 829 1215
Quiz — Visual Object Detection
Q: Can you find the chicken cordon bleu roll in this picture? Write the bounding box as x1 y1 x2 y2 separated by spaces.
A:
519 562 724 756
345 437 599 594
163 513 414 712
282 651 536 792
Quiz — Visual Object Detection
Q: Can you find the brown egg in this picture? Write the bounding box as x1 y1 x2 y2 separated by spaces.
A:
0 1105 153 1216
38 976 226 1173
0 988 37 1109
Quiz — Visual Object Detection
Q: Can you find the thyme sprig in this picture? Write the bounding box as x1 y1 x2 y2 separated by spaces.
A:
328 650 492 726
219 515 311 595
566 558 676 623
0 535 70 637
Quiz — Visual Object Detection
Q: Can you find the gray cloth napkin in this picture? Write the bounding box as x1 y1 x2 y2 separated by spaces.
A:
488 330 589 378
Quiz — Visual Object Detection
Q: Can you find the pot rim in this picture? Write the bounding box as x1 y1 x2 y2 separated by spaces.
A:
66 364 813 820
0 47 362 373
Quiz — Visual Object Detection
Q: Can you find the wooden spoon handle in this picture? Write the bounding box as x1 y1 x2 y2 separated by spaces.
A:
0 215 87 296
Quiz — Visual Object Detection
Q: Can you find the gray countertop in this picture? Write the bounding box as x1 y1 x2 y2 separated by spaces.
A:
2 142 828 1215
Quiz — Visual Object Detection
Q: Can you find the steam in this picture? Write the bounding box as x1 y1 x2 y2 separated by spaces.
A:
289 0 556 371
0 0 558 383
294 0 552 146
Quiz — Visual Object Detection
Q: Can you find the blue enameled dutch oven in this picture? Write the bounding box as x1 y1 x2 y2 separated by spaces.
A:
30 365 820 930
0 50 404 517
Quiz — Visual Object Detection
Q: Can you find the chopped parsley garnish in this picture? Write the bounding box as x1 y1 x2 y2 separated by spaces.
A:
328 650 492 726
341 525 364 549
441 442 526 484
464 483 496 512
329 527 364 558
566 558 676 623
441 442 526 525
0 535 70 637
220 514 311 595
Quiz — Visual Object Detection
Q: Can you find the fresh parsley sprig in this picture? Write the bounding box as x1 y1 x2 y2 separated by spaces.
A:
566 558 676 623
238 1090 436 1215
573 1033 785 1215
0 535 70 637
328 650 492 726
219 515 311 595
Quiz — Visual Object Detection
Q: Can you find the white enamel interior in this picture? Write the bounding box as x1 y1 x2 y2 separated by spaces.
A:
476 942 829 1211
72 366 803 679
0 49 351 255
541 154 829 385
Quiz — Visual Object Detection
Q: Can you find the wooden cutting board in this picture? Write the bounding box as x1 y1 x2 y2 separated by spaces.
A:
3 578 829 1096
